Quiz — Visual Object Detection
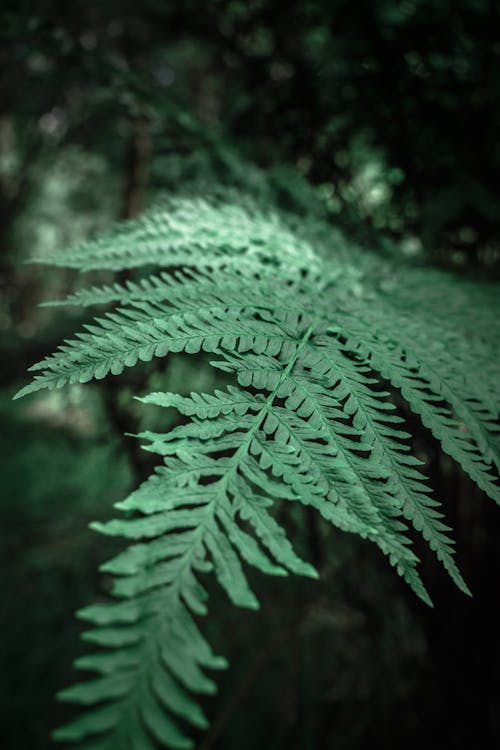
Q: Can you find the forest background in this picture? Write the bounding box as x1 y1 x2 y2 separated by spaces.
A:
1 2 499 748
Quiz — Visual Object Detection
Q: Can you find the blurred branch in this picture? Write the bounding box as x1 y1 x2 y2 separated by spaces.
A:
199 614 304 750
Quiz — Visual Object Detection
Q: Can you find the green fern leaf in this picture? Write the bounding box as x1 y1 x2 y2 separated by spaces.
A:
15 195 500 748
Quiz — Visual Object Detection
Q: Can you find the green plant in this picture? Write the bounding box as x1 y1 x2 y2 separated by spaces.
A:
16 193 500 749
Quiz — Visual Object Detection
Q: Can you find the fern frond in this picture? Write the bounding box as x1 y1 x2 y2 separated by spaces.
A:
41 264 317 310
51 316 431 746
16 265 333 400
306 336 471 594
14 306 300 398
333 300 500 504
53 331 326 748
33 196 319 274
16 195 500 749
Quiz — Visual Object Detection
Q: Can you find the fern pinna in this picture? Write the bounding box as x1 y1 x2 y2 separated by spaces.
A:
16 195 500 749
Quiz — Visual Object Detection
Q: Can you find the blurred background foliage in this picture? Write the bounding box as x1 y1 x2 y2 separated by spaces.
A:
1 1 499 748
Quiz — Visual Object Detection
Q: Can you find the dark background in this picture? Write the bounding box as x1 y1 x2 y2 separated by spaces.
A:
1 2 499 748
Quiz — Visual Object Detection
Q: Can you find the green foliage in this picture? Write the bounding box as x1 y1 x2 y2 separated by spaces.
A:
16 193 500 748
